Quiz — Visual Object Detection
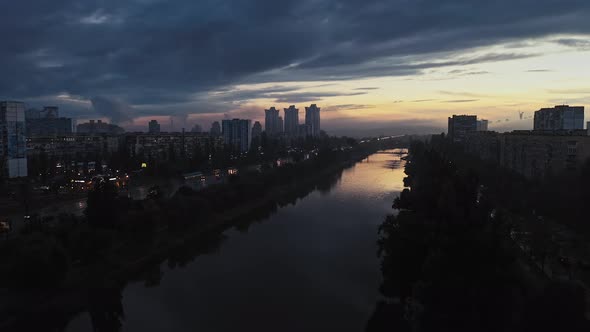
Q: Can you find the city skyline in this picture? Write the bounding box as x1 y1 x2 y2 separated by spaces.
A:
3 3 590 331
10 101 589 137
1 1 590 135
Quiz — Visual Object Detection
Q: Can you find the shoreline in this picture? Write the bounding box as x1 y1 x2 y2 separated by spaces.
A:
0 149 377 331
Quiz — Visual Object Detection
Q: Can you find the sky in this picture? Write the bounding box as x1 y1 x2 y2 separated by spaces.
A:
2 0 590 136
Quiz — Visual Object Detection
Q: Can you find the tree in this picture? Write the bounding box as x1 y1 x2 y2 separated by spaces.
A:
2 232 70 288
85 178 120 227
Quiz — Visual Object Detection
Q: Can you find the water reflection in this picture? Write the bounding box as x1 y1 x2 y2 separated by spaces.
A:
61 150 407 332
88 288 125 332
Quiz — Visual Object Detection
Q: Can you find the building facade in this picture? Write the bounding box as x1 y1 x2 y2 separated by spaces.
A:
298 124 312 138
464 131 501 163
77 120 125 135
28 135 120 163
191 124 203 133
25 108 41 120
148 120 161 134
534 105 584 131
278 116 284 134
0 101 28 178
265 107 281 136
127 132 223 161
465 130 590 178
448 115 477 143
251 121 262 139
25 106 72 137
26 117 72 137
284 105 299 136
210 121 221 136
305 104 321 137
222 119 251 152
477 119 489 131
40 106 59 119
500 131 590 177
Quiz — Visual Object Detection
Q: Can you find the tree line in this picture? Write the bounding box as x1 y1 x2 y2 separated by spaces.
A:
367 137 589 332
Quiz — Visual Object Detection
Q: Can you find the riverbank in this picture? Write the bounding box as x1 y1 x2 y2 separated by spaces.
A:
368 140 589 331
0 147 377 331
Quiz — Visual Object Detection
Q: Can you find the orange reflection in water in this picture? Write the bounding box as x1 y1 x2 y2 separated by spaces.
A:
336 149 408 201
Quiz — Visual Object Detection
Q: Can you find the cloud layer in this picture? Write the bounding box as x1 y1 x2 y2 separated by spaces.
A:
1 0 590 125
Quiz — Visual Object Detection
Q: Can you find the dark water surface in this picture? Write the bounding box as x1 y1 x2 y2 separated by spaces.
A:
66 150 407 332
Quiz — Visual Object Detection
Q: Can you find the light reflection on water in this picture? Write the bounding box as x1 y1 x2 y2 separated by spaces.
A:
65 150 407 332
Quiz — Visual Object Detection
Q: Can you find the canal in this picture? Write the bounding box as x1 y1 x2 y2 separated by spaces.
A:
65 149 407 332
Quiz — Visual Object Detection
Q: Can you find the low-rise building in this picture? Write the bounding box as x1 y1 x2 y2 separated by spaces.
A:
534 105 584 131
25 106 73 137
148 120 161 134
77 120 125 135
465 130 590 178
500 131 590 178
464 131 500 162
128 132 224 161
26 135 120 175
27 135 120 160
476 119 489 132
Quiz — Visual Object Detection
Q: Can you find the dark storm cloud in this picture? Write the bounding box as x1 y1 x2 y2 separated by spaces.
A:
90 96 133 124
1 0 590 118
207 86 367 104
210 85 303 103
248 52 539 83
273 92 367 103
323 104 376 112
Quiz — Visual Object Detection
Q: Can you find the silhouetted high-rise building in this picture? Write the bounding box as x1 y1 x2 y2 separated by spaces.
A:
278 116 284 134
448 115 477 143
27 118 72 137
27 114 72 138
77 120 125 135
0 101 28 178
534 105 584 131
40 106 59 119
222 119 251 152
25 106 72 137
25 108 41 120
210 121 221 136
477 120 489 131
265 107 280 136
191 123 203 133
252 121 262 138
284 105 299 136
148 120 161 134
305 104 321 137
298 124 312 138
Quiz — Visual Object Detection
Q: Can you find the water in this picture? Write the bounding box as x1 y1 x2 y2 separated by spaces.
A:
65 150 407 332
